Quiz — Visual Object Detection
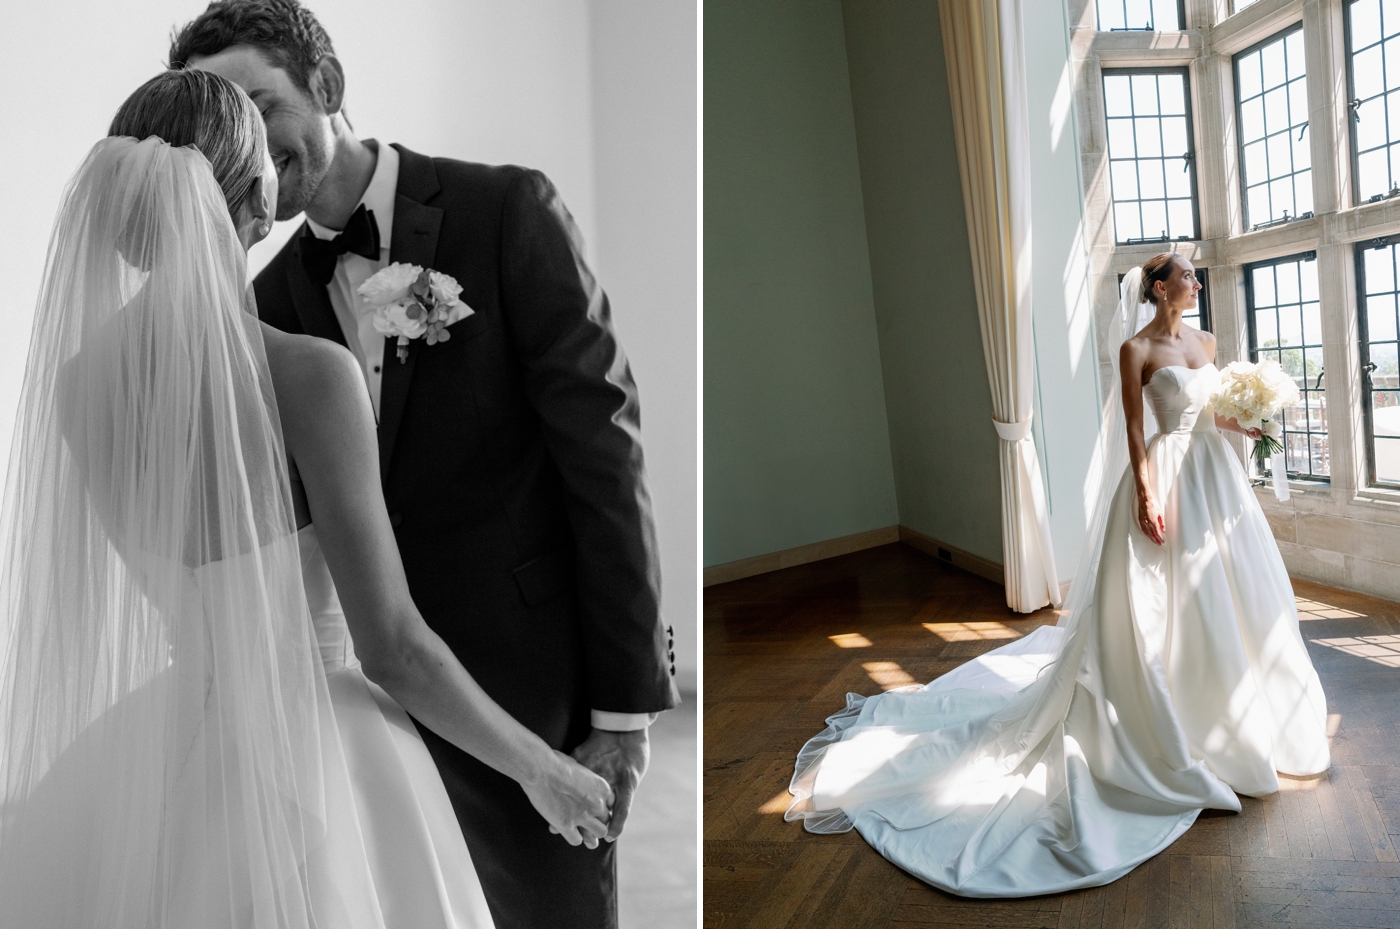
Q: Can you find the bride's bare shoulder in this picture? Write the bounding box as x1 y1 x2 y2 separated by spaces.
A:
1119 333 1151 367
259 323 367 428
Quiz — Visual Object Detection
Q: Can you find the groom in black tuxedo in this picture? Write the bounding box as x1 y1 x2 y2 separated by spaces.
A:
171 2 679 927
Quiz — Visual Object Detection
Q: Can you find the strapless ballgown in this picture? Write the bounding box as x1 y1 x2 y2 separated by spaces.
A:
786 363 1330 897
298 523 496 928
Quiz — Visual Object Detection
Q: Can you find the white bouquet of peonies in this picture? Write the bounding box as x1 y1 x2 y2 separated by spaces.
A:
1211 359 1300 500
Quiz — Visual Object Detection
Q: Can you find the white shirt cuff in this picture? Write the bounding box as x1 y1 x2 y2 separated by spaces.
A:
590 710 657 732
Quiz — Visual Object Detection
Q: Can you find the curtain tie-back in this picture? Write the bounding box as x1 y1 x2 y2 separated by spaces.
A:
992 413 1033 442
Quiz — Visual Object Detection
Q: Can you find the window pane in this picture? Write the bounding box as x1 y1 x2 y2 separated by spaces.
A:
1165 160 1193 197
1360 241 1400 485
1111 160 1140 199
1354 46 1383 101
1248 253 1328 479
1141 200 1168 237
1137 119 1164 157
1295 171 1315 215
1105 76 1133 116
1168 199 1194 237
1098 0 1180 30
1104 70 1199 242
1368 293 1399 341
1236 28 1312 226
1132 74 1160 114
1303 303 1323 344
1115 201 1143 240
1108 119 1137 156
1367 244 1397 293
1352 0 1381 49
1140 159 1166 198
1348 1 1400 200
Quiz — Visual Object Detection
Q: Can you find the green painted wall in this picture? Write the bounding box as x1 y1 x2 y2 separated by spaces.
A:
703 0 899 567
840 0 1004 565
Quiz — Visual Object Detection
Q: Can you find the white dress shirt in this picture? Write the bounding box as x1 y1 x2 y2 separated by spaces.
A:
306 141 651 734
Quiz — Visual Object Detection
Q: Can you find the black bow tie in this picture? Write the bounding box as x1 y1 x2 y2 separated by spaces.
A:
300 204 382 286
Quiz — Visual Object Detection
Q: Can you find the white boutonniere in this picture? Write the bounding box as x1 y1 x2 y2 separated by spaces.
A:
357 262 474 363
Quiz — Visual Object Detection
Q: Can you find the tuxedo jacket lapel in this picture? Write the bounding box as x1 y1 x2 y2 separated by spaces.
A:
378 146 444 482
284 228 348 347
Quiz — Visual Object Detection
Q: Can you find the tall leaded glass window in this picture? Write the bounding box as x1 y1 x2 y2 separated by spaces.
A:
1359 239 1400 485
1098 0 1183 31
1235 26 1313 229
1348 0 1400 201
1246 253 1329 479
1103 69 1200 244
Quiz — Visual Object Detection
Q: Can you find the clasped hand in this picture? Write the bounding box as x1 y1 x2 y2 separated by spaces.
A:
522 750 614 850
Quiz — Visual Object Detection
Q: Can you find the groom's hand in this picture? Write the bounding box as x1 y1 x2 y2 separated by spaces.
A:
572 727 650 842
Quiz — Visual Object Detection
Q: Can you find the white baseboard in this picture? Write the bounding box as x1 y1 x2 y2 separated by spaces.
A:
702 525 1006 589
702 525 900 587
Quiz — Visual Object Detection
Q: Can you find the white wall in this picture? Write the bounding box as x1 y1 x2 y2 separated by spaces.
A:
591 0 698 687
1023 0 1102 582
0 0 697 679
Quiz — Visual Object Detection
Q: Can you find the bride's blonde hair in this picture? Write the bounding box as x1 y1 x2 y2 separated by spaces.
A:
1140 253 1182 306
107 69 266 215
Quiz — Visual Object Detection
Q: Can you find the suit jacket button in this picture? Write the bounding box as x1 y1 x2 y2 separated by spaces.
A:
390 512 403 528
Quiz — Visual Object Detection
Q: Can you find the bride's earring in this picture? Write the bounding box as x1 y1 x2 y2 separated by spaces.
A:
259 221 271 236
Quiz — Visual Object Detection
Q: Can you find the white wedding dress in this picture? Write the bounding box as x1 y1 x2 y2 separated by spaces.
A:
299 523 496 928
786 362 1330 897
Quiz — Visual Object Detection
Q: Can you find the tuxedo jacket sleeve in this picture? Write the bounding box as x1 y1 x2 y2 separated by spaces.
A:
495 168 678 714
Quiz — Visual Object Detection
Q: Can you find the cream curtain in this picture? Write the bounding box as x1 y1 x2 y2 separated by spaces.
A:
938 0 1060 612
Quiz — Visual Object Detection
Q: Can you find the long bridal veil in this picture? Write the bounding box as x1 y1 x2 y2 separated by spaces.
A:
0 137 382 927
786 268 1161 838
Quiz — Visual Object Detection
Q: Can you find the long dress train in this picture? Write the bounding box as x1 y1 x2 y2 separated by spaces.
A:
785 363 1329 897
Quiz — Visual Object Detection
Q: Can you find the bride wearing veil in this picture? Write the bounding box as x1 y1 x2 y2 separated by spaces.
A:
0 69 612 927
785 253 1331 896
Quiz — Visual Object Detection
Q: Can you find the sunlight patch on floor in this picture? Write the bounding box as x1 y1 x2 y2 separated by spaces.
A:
1328 713 1342 738
1314 634 1400 667
757 790 792 814
829 633 872 648
863 661 919 690
923 621 1022 642
1278 771 1328 791
1295 597 1367 620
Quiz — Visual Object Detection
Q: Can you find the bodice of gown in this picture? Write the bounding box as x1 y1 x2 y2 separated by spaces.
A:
1143 363 1219 436
298 525 361 672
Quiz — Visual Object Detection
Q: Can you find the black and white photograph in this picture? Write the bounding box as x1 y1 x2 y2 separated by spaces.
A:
0 2 696 927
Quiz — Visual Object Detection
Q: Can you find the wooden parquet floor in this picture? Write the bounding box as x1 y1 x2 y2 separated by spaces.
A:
704 542 1400 929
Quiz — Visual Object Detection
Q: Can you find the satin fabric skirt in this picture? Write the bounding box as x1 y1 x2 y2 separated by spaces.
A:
321 665 497 929
786 427 1329 897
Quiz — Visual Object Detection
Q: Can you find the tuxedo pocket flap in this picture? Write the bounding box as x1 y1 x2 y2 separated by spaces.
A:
511 549 572 606
447 309 490 341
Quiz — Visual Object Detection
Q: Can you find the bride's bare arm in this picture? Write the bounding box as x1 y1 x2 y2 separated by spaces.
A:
266 331 612 846
1120 339 1165 545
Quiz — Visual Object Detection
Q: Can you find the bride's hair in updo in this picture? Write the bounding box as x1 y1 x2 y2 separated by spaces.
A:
107 69 266 215
1140 252 1182 306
